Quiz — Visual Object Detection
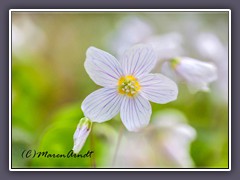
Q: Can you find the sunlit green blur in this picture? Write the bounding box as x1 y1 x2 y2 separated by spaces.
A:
12 11 229 168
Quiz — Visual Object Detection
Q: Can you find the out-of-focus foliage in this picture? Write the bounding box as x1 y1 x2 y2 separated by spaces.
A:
12 12 229 168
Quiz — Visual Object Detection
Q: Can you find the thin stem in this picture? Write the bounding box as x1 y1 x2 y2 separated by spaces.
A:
90 124 96 168
112 124 124 167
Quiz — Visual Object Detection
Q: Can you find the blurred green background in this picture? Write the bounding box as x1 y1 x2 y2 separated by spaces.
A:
11 11 229 168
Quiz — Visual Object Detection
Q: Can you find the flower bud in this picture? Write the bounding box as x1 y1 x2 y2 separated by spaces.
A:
162 57 217 93
72 117 92 154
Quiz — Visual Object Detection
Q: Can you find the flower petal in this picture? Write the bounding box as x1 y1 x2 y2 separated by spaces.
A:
176 57 217 83
139 73 178 104
175 57 218 92
120 44 157 78
85 47 123 87
120 95 152 132
81 88 122 123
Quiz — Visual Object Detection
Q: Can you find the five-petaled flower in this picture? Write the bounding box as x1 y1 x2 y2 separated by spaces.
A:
82 44 178 132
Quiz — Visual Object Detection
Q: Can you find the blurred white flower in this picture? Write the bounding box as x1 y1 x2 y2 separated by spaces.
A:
12 17 46 58
162 57 218 93
195 33 228 101
150 110 196 167
82 44 178 132
73 117 92 154
114 109 196 168
145 32 184 61
196 33 227 61
107 17 183 61
108 17 153 57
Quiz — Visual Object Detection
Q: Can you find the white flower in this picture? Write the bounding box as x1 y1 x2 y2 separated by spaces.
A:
114 109 196 168
107 17 183 61
195 33 228 101
107 17 153 57
72 117 92 153
150 109 196 168
195 33 227 61
82 44 178 132
162 57 218 93
145 32 184 61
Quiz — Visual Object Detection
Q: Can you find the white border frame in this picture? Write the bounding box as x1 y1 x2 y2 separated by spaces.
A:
9 9 231 171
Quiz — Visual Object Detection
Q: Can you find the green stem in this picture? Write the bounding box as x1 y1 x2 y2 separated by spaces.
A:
90 124 96 168
112 124 124 167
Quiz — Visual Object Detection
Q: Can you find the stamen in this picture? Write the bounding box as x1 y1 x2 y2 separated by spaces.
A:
118 75 141 97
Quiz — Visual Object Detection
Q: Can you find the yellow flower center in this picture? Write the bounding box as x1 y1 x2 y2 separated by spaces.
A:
118 75 141 97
